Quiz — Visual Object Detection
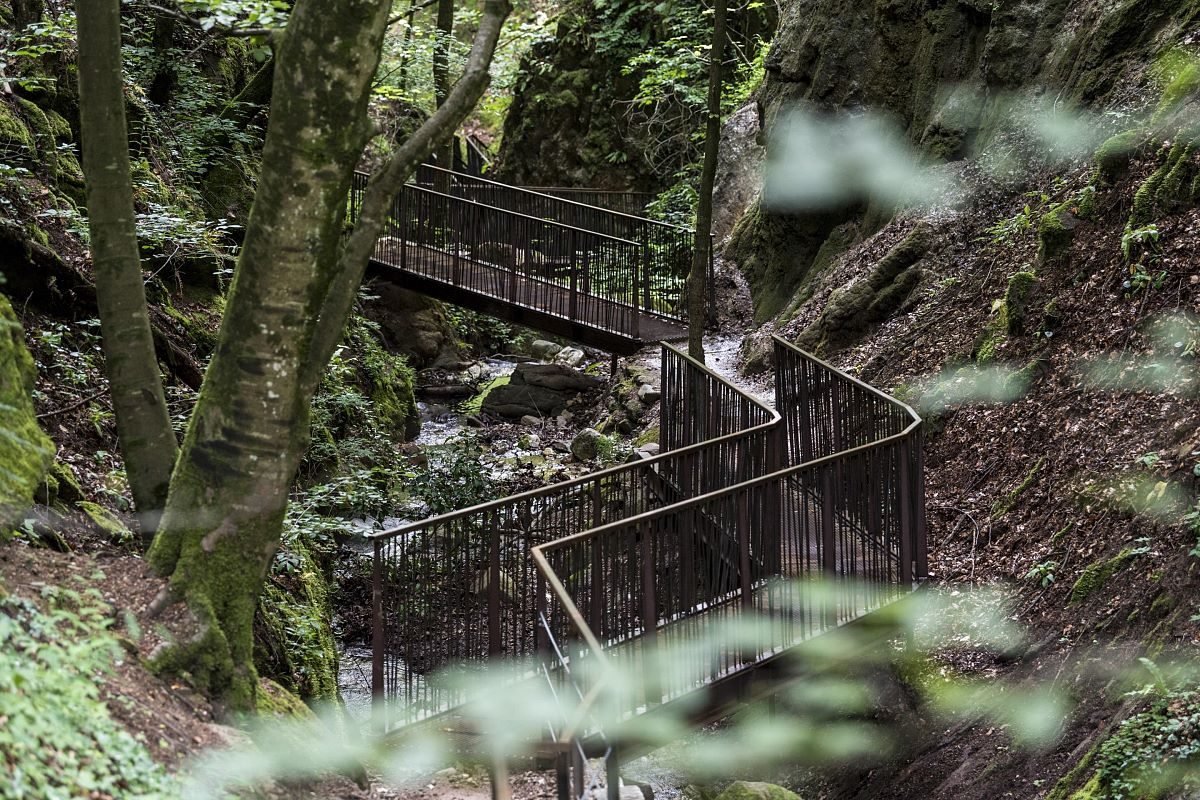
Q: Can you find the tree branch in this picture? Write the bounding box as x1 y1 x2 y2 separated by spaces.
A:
301 0 512 396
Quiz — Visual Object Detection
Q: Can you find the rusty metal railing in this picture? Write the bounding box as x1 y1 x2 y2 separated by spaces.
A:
368 343 778 729
411 164 712 321
529 336 925 751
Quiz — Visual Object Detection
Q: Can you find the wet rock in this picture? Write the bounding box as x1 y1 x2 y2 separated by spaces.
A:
531 339 563 360
570 428 603 461
712 101 765 244
637 383 661 403
636 442 660 457
555 346 586 367
520 415 542 426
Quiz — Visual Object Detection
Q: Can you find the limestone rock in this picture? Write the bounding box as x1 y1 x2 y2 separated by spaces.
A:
555 346 586 367
570 428 603 461
520 363 602 392
0 293 55 528
637 383 661 403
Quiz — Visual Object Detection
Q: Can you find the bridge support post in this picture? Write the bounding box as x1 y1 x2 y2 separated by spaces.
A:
489 523 502 656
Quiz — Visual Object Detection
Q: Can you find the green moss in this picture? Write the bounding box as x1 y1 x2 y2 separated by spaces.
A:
1149 592 1175 618
714 782 801 800
1094 130 1144 182
991 455 1046 519
255 677 314 719
1070 548 1137 605
76 501 134 545
1003 270 1038 334
1094 688 1200 797
0 99 34 153
0 294 56 529
1037 207 1075 266
14 98 57 177
1130 139 1200 226
353 324 419 440
44 109 72 141
254 537 339 703
635 425 660 447
38 461 84 508
1050 521 1075 545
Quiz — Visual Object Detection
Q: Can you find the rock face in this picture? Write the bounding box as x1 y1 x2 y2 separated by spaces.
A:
482 363 602 418
712 102 765 244
0 293 55 528
361 280 463 369
725 0 1198 323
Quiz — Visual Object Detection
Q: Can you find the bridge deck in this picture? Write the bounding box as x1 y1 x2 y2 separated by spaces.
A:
368 244 687 355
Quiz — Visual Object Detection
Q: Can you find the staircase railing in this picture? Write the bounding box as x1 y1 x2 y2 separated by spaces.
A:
368 343 778 729
529 336 924 750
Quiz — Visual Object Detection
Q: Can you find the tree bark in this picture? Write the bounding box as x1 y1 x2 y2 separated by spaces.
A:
76 0 179 518
432 0 456 184
146 0 510 713
687 0 727 361
11 0 44 29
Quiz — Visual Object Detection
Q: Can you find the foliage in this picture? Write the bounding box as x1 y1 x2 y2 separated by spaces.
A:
0 590 177 798
0 13 78 93
413 434 493 516
1024 560 1058 587
1095 687 1200 799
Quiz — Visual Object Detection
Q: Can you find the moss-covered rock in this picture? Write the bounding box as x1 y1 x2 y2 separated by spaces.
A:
1037 207 1078 266
0 294 55 529
256 677 315 719
794 224 930 353
1130 138 1200 226
76 500 134 545
976 270 1038 362
14 97 57 177
715 782 802 800
0 98 35 155
1069 548 1137 605
1094 130 1144 182
991 455 1046 518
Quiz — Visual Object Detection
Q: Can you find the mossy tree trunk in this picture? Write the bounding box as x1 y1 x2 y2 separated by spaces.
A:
687 0 726 360
76 0 179 520
12 0 43 29
145 0 511 713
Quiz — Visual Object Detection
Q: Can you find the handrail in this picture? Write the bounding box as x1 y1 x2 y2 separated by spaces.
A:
370 341 781 728
417 163 688 234
398 181 645 247
367 341 778 543
528 334 924 742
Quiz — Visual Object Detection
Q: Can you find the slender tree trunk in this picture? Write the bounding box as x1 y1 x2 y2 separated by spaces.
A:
146 0 511 713
147 12 177 106
76 0 178 521
432 0 456 184
687 0 727 361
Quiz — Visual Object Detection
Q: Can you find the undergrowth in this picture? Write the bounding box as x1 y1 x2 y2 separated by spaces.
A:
0 584 177 798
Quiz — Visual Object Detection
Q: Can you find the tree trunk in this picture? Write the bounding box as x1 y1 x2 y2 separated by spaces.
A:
76 0 178 520
147 12 178 106
432 0 456 185
687 0 727 361
146 0 511 713
12 0 44 29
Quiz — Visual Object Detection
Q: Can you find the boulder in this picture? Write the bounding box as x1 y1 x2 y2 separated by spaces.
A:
519 363 602 392
555 346 586 367
0 294 55 529
637 383 661 403
530 339 563 360
570 428 603 461
482 363 601 418
715 783 802 800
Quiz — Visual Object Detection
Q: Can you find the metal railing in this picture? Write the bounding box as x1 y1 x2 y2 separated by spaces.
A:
369 343 778 728
519 187 655 217
412 164 711 320
529 336 925 746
